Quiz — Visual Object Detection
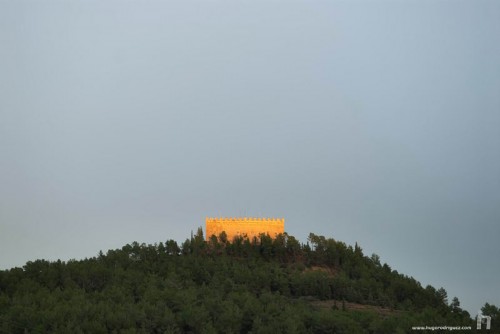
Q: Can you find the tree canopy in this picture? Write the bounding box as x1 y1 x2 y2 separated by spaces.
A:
0 230 490 333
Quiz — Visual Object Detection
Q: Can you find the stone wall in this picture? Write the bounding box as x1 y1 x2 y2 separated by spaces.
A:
205 217 285 241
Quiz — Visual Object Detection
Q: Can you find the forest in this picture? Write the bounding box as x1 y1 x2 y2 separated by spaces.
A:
0 229 498 333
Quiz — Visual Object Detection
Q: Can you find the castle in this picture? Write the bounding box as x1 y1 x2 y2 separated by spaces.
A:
205 217 285 241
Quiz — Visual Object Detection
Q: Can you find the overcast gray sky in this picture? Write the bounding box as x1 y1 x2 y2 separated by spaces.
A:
1 0 499 315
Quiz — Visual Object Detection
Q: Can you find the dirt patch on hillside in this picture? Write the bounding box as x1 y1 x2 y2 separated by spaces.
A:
310 299 402 316
306 266 338 277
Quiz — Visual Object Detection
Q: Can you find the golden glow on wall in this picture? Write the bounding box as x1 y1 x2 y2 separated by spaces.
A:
205 217 285 241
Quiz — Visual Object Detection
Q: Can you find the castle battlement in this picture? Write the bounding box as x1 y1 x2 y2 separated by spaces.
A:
205 217 285 241
206 217 284 223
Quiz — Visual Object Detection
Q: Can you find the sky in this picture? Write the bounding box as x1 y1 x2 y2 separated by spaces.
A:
1 0 499 316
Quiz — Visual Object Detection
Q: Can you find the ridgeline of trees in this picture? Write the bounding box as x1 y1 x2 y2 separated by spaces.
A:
0 229 498 333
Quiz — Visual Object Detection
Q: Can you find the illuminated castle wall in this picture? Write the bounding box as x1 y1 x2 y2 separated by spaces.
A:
205 217 285 241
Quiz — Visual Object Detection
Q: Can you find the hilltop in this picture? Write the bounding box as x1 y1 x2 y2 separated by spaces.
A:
0 229 497 333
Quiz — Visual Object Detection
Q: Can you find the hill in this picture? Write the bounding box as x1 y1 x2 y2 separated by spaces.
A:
0 229 497 333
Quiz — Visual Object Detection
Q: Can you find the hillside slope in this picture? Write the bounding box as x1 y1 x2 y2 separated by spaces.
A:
0 229 494 333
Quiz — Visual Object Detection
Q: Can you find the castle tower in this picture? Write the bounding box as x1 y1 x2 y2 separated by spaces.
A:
205 217 285 241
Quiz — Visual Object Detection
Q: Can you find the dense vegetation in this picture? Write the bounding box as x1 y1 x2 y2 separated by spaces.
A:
0 229 497 333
